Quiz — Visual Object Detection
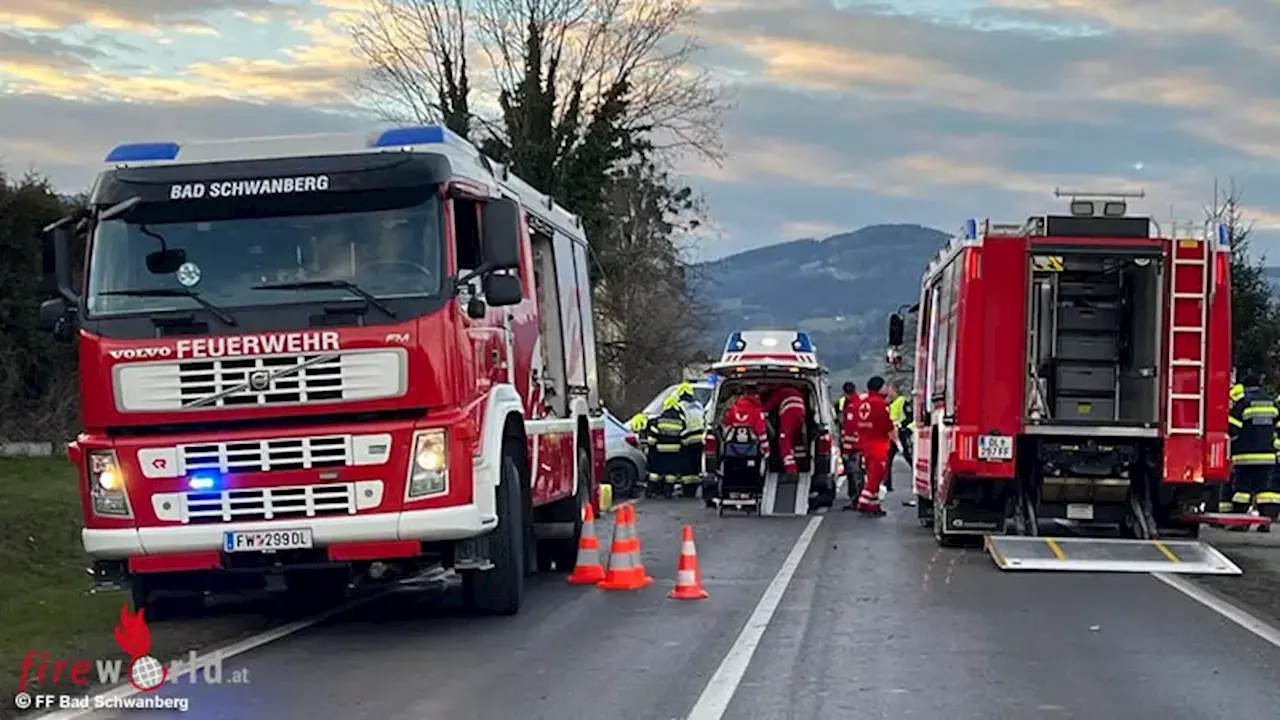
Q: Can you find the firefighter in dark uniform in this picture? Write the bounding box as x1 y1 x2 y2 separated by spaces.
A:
1228 374 1277 531
1220 383 1245 512
644 395 689 499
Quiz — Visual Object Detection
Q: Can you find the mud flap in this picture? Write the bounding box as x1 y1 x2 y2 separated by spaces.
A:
984 536 1242 575
761 472 811 516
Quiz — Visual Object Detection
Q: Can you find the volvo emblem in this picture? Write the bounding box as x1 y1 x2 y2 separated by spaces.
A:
248 370 272 391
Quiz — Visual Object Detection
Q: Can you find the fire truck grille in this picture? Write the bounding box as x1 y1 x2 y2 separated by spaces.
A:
183 483 354 524
180 355 343 407
113 349 406 412
182 435 350 473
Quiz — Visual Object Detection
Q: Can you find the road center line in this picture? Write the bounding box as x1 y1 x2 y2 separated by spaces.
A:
1150 572 1280 649
686 515 824 720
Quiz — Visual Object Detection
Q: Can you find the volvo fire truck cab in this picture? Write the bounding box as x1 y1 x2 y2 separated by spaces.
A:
38 125 607 617
890 191 1252 574
702 330 841 516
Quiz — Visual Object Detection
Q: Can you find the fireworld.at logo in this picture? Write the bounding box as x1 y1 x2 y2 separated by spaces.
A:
17 604 249 693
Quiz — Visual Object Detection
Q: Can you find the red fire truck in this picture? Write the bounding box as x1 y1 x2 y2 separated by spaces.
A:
38 125 606 616
889 192 1260 572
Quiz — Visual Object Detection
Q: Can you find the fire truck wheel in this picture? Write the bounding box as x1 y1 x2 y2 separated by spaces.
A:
462 454 525 616
540 446 592 573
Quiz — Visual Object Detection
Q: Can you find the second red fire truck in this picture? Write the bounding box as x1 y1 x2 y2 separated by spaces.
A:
890 191 1257 573
39 124 606 616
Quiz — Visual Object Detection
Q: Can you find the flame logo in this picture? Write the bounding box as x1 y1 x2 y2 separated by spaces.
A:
114 604 168 692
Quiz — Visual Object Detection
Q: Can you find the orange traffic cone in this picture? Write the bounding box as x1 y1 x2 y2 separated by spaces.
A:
668 525 709 600
597 504 654 591
567 503 605 584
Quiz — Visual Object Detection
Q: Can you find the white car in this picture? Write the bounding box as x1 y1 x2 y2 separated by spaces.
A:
603 411 646 498
640 380 715 423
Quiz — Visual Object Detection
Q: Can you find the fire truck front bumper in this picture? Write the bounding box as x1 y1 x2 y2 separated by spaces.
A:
83 505 496 559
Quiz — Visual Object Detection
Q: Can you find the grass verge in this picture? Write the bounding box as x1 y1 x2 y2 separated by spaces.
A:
0 457 281 718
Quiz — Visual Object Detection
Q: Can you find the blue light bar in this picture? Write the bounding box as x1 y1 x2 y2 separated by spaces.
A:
188 474 217 491
105 142 180 163
964 218 977 239
792 331 813 352
705 373 718 387
1217 222 1231 247
373 125 446 148
724 331 746 353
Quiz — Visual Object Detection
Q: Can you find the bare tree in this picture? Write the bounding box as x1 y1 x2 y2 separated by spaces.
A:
594 161 714 412
346 0 726 161
349 0 473 136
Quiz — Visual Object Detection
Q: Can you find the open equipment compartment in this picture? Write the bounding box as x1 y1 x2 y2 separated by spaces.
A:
1026 248 1163 429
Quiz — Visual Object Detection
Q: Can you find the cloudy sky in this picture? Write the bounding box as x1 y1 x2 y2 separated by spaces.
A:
3 0 1280 262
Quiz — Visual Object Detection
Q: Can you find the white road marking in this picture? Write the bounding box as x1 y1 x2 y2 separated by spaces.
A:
686 515 824 720
1151 572 1280 649
34 594 377 720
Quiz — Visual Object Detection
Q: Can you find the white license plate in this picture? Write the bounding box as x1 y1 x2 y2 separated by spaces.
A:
977 435 1013 460
224 528 313 553
1067 503 1094 520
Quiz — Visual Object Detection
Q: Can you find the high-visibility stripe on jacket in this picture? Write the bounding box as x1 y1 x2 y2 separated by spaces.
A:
679 400 705 445
1229 387 1277 464
646 406 687 454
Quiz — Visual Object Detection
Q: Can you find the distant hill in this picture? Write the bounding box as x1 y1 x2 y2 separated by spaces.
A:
694 224 950 379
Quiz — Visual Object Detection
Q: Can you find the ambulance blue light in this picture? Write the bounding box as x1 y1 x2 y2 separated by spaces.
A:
373 125 446 147
105 142 180 162
725 331 746 353
188 474 218 491
964 218 977 239
792 332 814 352
1217 222 1231 247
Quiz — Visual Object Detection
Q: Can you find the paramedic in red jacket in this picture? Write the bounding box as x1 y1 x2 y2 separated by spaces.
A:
721 387 770 456
852 376 896 515
763 384 807 475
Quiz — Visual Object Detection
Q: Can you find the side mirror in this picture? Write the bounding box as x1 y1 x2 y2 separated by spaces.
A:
482 273 523 307
39 297 69 331
888 312 905 347
480 197 521 271
466 297 487 319
146 248 186 275
42 221 80 303
40 298 76 341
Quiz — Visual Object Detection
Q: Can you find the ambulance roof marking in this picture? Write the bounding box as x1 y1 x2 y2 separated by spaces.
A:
99 125 585 243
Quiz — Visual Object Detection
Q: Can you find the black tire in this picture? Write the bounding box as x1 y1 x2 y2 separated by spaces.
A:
129 577 205 622
283 570 351 611
607 458 639 499
541 446 592 572
462 453 526 615
681 483 699 499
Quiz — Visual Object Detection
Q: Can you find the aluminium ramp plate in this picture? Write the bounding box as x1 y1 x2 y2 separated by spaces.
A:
760 473 811 516
984 536 1242 575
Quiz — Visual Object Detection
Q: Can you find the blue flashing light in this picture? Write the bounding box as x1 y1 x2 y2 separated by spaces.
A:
373 125 447 148
724 331 746 353
188 475 217 491
705 373 719 387
105 142 180 163
1217 222 1231 247
792 331 814 352
963 218 978 240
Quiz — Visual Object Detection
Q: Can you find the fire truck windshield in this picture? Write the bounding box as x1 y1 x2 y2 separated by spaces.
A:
85 189 444 318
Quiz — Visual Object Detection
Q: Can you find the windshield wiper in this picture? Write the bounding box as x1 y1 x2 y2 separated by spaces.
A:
251 280 397 318
99 288 237 326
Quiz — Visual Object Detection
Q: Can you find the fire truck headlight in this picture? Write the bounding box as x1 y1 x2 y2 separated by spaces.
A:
407 431 448 499
87 450 131 517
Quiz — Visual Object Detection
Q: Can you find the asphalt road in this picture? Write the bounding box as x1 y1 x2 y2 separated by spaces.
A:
72 468 1280 720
